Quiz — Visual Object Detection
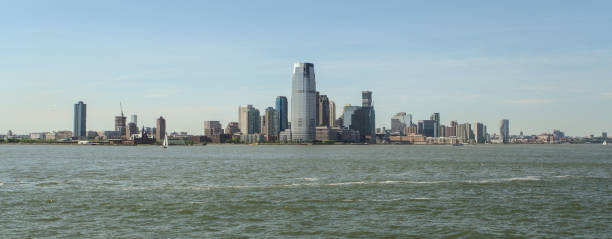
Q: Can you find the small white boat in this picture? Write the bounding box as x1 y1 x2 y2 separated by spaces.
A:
161 133 168 148
604 140 608 146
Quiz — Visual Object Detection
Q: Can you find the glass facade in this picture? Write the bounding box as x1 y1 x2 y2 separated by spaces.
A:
275 96 288 132
291 62 316 142
73 101 86 138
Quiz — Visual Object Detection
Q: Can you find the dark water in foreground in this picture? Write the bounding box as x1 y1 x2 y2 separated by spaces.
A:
1 144 611 238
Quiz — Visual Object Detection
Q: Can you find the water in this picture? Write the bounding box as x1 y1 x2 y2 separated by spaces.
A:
1 144 611 238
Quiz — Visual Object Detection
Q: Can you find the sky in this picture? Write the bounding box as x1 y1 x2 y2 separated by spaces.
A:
1 0 611 136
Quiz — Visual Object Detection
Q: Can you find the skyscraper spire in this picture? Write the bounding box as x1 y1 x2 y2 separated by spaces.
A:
120 102 124 117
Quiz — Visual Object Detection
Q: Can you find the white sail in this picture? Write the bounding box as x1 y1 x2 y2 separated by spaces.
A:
162 133 168 148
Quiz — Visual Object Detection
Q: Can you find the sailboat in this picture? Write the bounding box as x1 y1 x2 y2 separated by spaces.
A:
604 140 608 146
161 132 168 148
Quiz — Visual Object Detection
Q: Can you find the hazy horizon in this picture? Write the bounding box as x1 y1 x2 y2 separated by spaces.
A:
1 1 611 136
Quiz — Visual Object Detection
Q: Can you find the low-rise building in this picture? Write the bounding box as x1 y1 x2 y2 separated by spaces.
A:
240 134 265 144
315 126 338 142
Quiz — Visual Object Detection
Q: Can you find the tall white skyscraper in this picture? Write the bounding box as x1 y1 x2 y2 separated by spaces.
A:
291 62 316 142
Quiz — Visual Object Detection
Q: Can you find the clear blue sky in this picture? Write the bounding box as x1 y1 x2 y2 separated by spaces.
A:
1 0 611 136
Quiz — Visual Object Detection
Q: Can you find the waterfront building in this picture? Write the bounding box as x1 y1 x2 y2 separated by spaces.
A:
329 100 336 127
405 124 418 135
275 96 289 131
318 94 330 127
44 132 55 140
456 123 472 143
337 128 361 143
240 134 265 144
315 126 338 142
204 121 223 136
291 62 317 142
446 125 456 137
29 132 47 140
239 105 261 134
347 91 375 143
225 122 240 135
500 119 510 143
73 101 87 139
419 120 435 137
430 113 440 137
439 124 447 137
114 115 127 137
156 116 166 140
417 121 424 134
474 122 486 144
391 112 411 136
126 122 139 138
55 131 73 140
238 105 261 134
262 107 279 141
351 107 375 142
87 131 98 139
279 129 293 143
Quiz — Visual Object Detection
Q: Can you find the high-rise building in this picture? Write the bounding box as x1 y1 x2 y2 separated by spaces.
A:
342 105 361 129
131 114 138 125
275 96 288 132
391 112 410 136
419 120 435 137
430 113 440 137
315 91 320 126
204 121 223 136
156 116 166 140
456 123 471 142
262 107 279 140
602 132 607 139
362 91 372 108
351 107 375 142
329 100 336 127
126 122 139 138
225 122 240 135
73 101 86 139
500 119 510 143
474 122 486 144
318 95 330 127
239 105 261 134
352 90 376 142
291 62 317 142
114 115 127 137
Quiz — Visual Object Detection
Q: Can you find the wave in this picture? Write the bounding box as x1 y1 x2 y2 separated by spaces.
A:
326 181 366 186
298 177 318 181
114 175 559 191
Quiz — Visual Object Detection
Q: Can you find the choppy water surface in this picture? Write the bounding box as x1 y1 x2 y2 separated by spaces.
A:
1 144 611 238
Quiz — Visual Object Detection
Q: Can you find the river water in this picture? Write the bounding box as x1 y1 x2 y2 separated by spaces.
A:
0 144 610 238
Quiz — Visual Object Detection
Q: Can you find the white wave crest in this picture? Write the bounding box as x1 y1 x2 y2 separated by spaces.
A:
326 181 366 186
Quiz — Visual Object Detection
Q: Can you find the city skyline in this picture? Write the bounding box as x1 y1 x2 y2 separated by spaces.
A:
1 1 611 136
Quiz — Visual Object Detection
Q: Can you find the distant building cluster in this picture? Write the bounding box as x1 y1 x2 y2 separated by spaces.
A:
203 62 377 144
1 62 609 145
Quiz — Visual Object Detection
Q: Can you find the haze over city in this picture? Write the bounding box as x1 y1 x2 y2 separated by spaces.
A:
1 1 611 136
